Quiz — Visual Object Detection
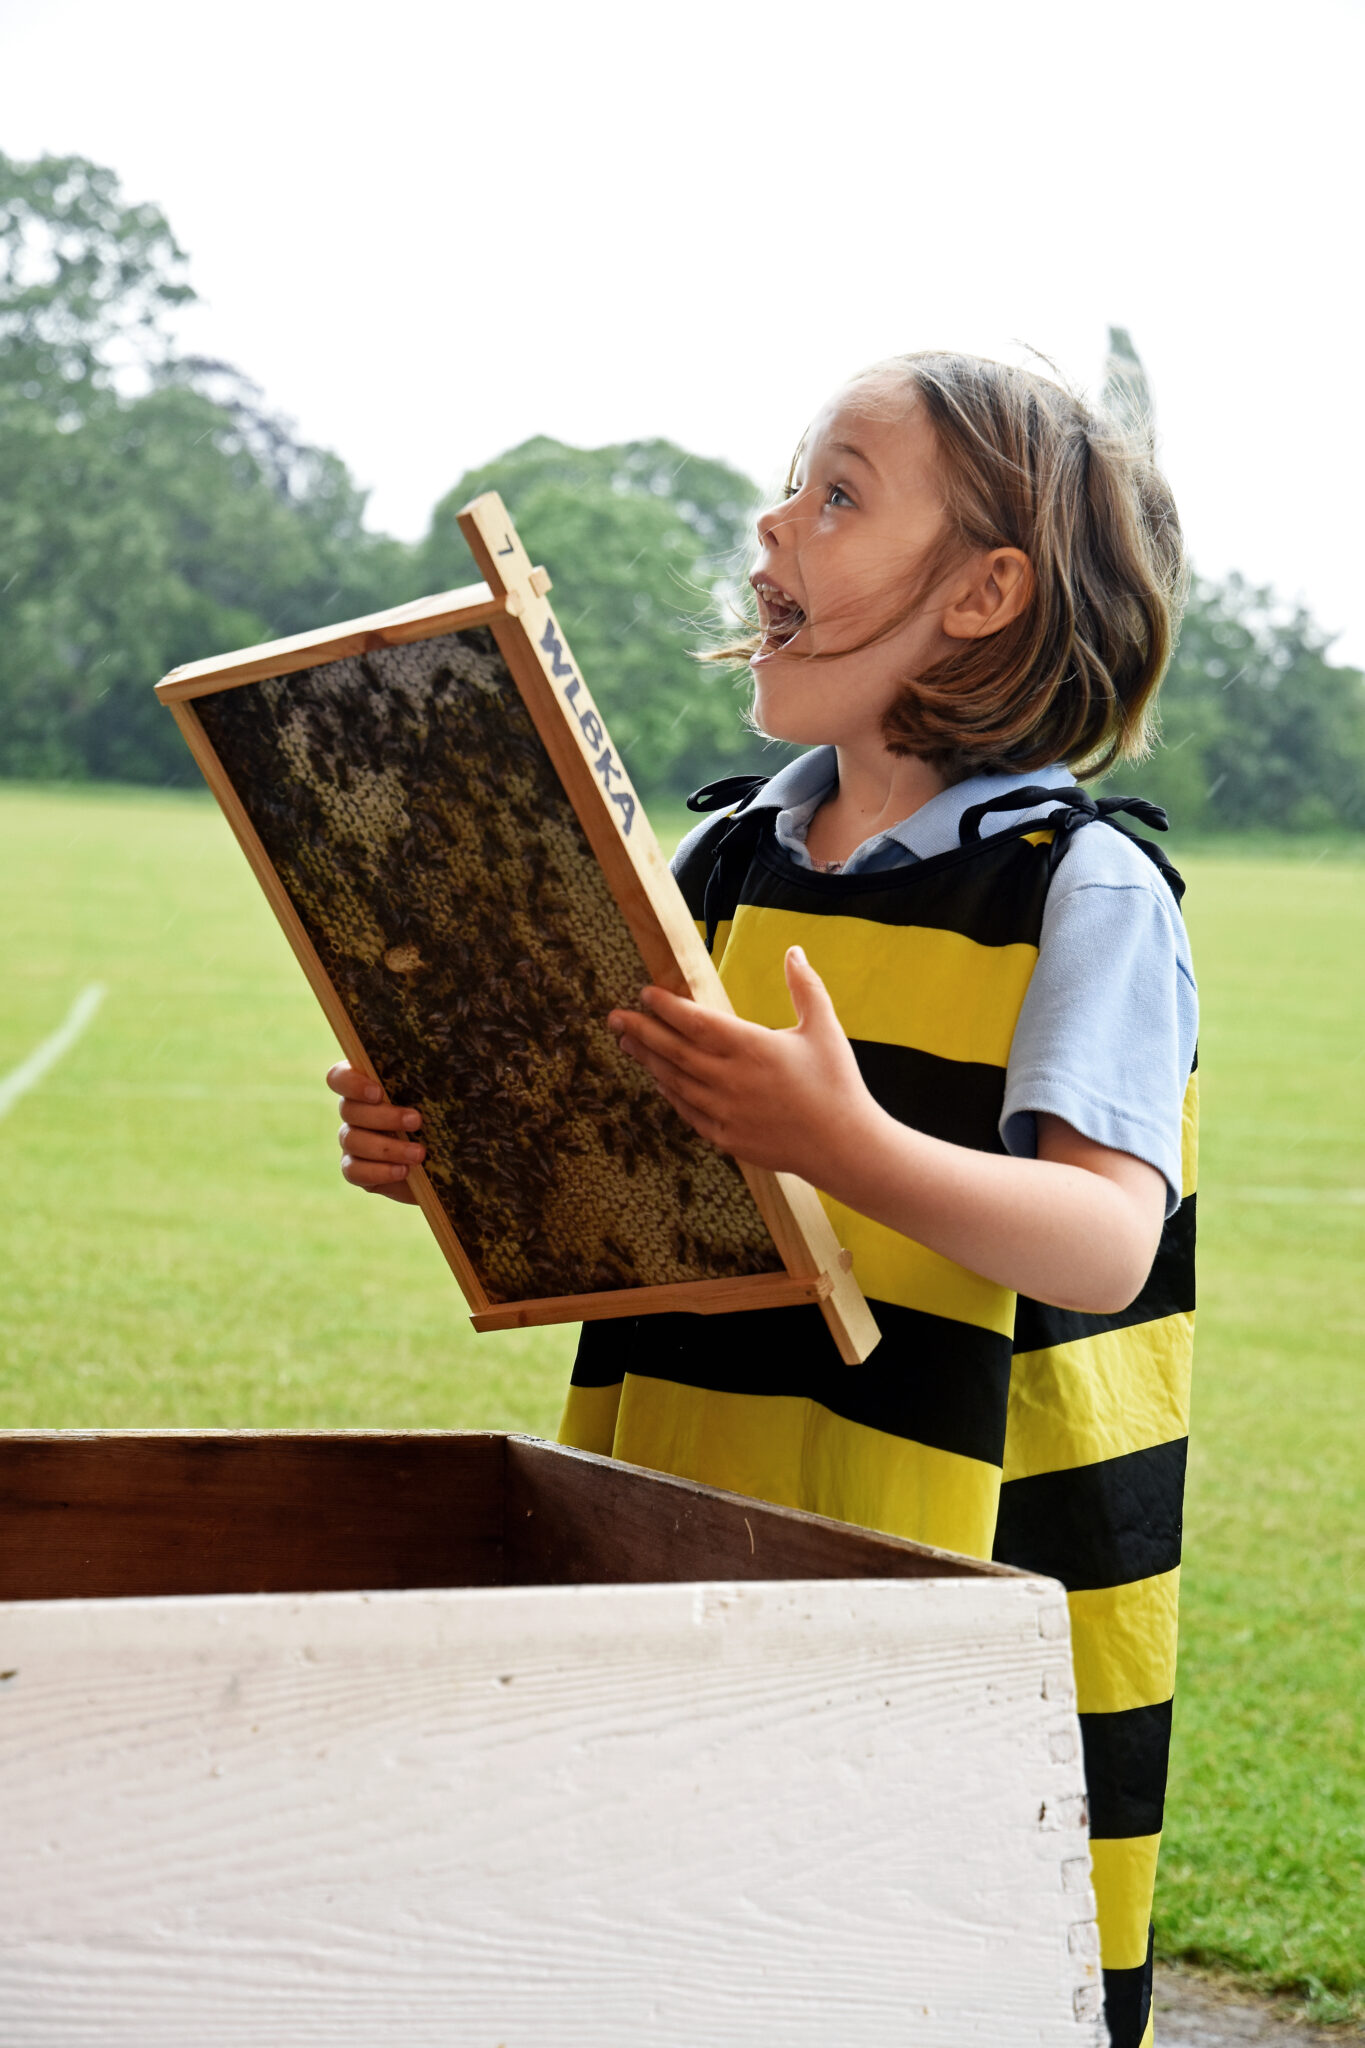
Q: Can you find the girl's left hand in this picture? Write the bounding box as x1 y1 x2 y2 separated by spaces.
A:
608 945 872 1181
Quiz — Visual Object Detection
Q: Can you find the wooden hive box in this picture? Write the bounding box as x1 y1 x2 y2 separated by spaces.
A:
0 1431 1106 2046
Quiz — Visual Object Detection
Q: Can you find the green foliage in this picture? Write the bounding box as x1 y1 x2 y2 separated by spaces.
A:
0 152 422 783
1117 578 1365 834
421 435 783 798
2 148 1362 827
0 148 194 407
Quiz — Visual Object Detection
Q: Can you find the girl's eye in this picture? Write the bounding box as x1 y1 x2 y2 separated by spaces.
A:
779 479 853 506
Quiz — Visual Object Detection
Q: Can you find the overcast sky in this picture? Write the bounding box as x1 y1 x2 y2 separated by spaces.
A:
3 0 1362 662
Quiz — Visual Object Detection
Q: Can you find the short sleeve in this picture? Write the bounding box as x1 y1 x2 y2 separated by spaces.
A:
1000 828 1198 1216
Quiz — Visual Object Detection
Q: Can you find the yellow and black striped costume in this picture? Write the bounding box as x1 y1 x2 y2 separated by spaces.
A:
560 795 1196 2048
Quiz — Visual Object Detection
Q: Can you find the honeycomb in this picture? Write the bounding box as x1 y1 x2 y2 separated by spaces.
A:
196 627 781 1304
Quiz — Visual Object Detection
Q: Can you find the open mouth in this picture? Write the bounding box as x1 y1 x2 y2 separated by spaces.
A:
751 575 807 656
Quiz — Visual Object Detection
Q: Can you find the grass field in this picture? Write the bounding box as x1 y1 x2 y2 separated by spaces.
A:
3 781 1362 2023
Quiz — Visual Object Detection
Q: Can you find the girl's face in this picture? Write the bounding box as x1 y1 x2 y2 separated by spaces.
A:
749 381 958 751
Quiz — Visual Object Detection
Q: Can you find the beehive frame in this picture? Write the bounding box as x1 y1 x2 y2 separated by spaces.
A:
156 496 878 1363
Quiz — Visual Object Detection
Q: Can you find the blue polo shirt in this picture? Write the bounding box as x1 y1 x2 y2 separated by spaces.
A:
673 749 1198 1215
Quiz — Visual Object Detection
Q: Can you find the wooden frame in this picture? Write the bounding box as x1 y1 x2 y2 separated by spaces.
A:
156 496 878 1363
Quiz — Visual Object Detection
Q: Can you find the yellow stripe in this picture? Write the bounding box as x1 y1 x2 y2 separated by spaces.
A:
1069 1570 1180 1714
823 1196 1015 1334
1089 1832 1162 1972
1181 1067 1199 1200
719 904 1037 1067
1002 1315 1194 1479
611 1376 1001 1557
557 1380 623 1458
1138 2011 1155 2048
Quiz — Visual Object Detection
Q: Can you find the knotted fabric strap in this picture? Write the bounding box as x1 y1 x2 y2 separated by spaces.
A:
686 774 771 814
958 785 1186 901
686 776 772 952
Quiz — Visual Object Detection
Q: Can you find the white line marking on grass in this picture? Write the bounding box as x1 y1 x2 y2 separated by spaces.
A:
0 984 107 1121
1220 1186 1365 1205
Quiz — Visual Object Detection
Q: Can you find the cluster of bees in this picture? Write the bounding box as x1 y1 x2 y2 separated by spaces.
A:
199 628 781 1304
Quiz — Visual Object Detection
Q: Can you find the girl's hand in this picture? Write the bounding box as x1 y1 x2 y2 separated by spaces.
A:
611 957 1166 1314
326 1061 424 1204
609 946 874 1183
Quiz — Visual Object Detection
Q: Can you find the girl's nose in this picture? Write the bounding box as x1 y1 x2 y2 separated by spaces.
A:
756 498 787 547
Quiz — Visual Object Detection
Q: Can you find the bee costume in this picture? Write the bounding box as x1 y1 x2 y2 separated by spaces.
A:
560 775 1197 2048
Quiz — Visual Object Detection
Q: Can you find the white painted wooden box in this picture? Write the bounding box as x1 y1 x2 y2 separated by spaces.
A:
0 1431 1105 2045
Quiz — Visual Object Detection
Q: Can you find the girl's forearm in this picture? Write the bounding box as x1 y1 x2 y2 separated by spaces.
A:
610 969 1166 1315
813 1098 1162 1314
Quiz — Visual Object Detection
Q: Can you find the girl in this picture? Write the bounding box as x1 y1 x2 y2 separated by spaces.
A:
329 352 1198 2048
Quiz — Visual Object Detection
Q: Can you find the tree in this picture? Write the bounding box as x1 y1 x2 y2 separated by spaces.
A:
1101 325 1156 445
1096 329 1365 833
1115 577 1365 833
4 171 1361 832
0 153 420 782
420 437 785 800
0 150 193 412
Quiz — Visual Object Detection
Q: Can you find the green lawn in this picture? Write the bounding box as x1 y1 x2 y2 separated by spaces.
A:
1156 845 1364 2024
0 781 577 1434
2 783 1362 2022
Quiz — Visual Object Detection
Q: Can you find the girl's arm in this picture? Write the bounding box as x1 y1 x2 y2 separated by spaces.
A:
610 948 1166 1316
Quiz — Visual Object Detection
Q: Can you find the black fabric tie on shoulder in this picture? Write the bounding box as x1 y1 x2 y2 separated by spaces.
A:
958 785 1186 902
686 775 771 815
686 776 772 952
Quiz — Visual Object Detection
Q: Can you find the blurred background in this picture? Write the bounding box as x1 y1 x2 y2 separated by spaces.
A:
1 0 1361 2027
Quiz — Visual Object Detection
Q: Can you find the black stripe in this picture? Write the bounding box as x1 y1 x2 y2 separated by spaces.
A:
1103 1929 1155 2048
851 1041 1007 1153
673 811 1056 950
734 835 1054 948
673 811 1051 946
1013 1195 1196 1352
992 1438 1187 1588
572 1300 1012 1468
1082 1698 1172 1838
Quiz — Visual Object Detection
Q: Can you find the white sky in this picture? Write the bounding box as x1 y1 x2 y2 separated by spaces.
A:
3 0 1363 662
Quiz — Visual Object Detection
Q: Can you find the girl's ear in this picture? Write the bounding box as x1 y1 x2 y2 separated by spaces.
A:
942 548 1035 640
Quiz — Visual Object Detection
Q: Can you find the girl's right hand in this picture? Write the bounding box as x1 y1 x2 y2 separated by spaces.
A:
326 1061 424 1204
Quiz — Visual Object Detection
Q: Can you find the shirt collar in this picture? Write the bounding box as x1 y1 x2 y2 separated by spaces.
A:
750 748 1080 864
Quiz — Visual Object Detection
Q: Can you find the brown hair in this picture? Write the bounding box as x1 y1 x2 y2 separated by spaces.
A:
715 350 1188 782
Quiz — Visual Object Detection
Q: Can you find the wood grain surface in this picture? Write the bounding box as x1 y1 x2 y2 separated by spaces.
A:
0 1431 506 1599
0 1573 1103 2045
503 1436 1014 1587
0 1431 1011 1601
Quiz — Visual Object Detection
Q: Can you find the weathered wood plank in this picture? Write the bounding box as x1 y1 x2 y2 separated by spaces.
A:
0 1433 506 1600
505 1436 1016 1587
0 1576 1104 2045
